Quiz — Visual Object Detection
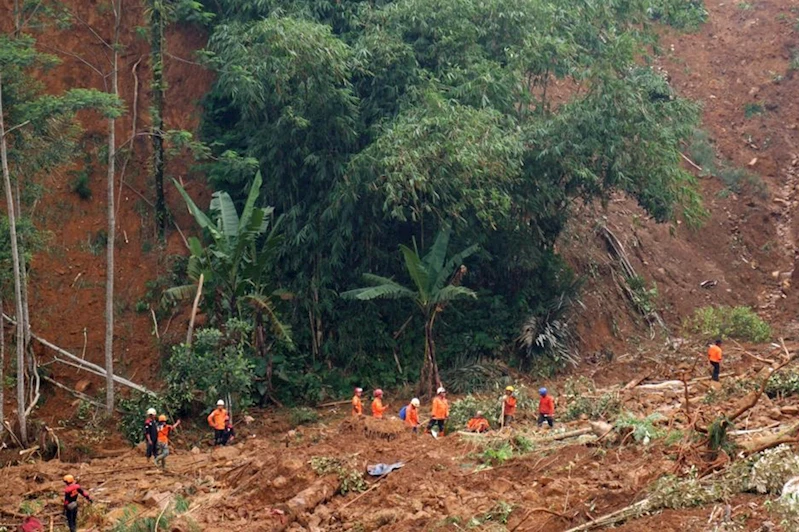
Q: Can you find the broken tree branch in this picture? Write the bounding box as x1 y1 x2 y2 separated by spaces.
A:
2 313 155 395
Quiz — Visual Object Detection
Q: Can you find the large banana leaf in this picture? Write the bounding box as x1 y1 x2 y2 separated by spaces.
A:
341 274 416 301
247 293 293 346
237 170 263 236
173 178 222 242
434 243 479 291
399 244 431 302
210 191 240 244
432 284 477 304
423 224 451 275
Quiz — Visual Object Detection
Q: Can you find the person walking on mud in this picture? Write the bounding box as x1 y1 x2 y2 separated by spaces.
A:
155 414 181 469
708 339 723 382
426 387 449 437
207 399 229 446
144 407 158 460
63 474 92 532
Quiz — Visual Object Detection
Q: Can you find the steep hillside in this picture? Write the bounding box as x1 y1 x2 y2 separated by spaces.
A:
560 0 799 357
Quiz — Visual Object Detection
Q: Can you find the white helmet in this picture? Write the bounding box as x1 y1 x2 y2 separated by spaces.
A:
411 398 420 407
437 387 446 394
216 399 225 406
147 408 157 416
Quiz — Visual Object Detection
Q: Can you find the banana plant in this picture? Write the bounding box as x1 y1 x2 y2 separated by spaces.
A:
342 225 477 396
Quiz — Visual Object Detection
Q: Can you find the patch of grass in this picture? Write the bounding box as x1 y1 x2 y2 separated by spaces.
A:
481 442 513 466
289 407 319 426
135 300 149 314
687 128 718 175
685 305 771 342
790 48 799 72
84 229 108 256
737 2 754 10
743 102 765 118
469 501 514 527
647 0 708 30
717 166 767 197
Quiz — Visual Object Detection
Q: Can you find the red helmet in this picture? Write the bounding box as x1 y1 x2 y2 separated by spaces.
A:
374 389 383 397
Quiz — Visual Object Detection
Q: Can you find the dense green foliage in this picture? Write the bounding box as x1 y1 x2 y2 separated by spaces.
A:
686 305 772 343
181 0 707 399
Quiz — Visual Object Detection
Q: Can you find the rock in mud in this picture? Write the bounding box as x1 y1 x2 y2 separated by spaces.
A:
211 445 240 461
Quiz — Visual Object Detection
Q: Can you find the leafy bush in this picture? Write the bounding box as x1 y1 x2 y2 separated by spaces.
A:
647 0 708 30
440 359 509 395
70 169 92 200
481 442 513 466
561 377 622 422
310 456 367 494
615 412 665 444
686 306 771 342
717 166 767 196
649 468 727 509
164 321 255 416
289 407 319 426
766 370 799 398
746 445 799 494
117 392 167 445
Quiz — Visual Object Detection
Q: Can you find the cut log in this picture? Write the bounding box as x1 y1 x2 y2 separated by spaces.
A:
2 314 156 396
741 421 799 456
274 475 340 531
623 372 651 389
544 427 593 441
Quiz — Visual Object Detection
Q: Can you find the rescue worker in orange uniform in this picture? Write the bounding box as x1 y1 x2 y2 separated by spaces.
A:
404 398 421 432
503 386 517 426
207 399 228 446
426 387 449 436
352 387 364 416
63 474 92 532
371 389 389 418
708 339 723 382
466 411 490 433
155 414 181 469
537 387 555 428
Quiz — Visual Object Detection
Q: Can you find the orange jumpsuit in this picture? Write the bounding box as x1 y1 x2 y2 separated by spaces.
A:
404 404 419 429
466 417 490 433
352 395 363 416
371 398 388 418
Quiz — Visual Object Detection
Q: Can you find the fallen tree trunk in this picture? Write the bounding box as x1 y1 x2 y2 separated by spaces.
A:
274 475 340 531
564 498 651 532
41 375 106 410
741 420 799 456
545 427 593 441
3 313 155 395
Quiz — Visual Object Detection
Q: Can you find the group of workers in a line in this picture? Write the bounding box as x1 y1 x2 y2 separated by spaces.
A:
352 385 556 434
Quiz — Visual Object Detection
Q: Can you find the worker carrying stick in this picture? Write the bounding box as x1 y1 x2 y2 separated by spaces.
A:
63 474 92 532
404 398 421 432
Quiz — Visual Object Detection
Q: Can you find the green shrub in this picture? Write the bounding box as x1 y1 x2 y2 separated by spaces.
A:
647 0 708 30
561 377 622 422
744 102 765 118
310 456 367 494
70 170 92 200
766 370 799 398
289 407 319 426
686 306 771 342
164 321 255 416
117 392 167 445
717 166 766 196
481 442 513 466
615 412 666 443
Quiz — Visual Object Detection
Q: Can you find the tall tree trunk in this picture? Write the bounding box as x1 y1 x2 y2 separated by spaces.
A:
0 72 28 443
420 312 441 398
0 295 4 430
104 0 122 414
150 0 166 239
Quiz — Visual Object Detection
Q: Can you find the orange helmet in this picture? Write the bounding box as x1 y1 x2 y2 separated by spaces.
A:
158 414 167 422
63 474 75 483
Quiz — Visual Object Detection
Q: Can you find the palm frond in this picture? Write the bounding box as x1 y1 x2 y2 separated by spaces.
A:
432 284 477 303
247 293 293 346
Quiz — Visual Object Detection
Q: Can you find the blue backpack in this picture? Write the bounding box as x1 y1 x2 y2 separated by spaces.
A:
399 405 407 421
